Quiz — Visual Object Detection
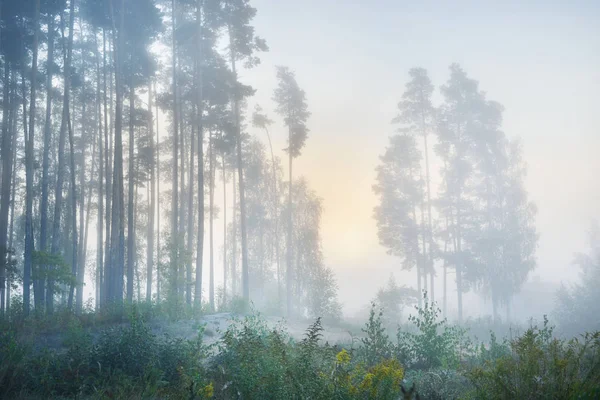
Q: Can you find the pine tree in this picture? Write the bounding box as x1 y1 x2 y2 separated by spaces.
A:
273 66 309 317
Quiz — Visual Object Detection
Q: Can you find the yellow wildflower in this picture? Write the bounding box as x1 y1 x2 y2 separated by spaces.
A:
336 349 351 365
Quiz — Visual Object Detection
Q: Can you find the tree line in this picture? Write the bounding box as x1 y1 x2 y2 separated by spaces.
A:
0 0 340 320
373 66 539 323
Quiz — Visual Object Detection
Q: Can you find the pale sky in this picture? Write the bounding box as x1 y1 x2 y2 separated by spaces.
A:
233 0 600 315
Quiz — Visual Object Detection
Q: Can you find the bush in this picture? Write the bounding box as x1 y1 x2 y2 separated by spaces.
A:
396 293 468 369
467 317 600 399
358 303 393 367
404 368 472 400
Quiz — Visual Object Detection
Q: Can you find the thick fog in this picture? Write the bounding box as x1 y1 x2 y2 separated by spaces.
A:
1 0 599 331
232 0 600 320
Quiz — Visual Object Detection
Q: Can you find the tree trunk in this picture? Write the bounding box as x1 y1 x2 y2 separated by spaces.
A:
194 0 204 308
79 133 96 311
171 0 180 302
262 126 280 307
456 210 463 323
102 28 112 306
134 154 140 301
209 130 214 310
50 0 76 314
76 35 89 312
411 207 422 309
442 222 448 318
227 24 249 302
286 131 292 317
67 93 79 311
155 81 161 302
7 121 18 313
108 0 126 305
0 60 12 316
94 27 104 309
186 102 195 307
25 1 40 315
418 183 429 301
422 120 434 304
147 83 155 303
127 80 135 303
179 91 186 301
231 170 237 296
222 153 227 304
40 14 55 311
6 94 18 313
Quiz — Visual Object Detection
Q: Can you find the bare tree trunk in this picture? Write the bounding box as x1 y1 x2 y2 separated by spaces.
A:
227 22 249 302
40 14 55 312
7 124 17 313
171 0 180 302
231 171 236 296
50 0 76 314
147 83 155 303
209 130 214 310
456 208 463 323
67 95 79 310
412 207 422 309
155 81 161 302
134 155 140 301
442 221 448 318
94 27 104 309
21 62 31 312
76 34 88 311
222 153 227 304
79 134 96 311
179 95 186 301
186 102 195 307
422 115 434 304
25 1 41 315
102 28 111 306
194 0 204 308
127 80 135 303
418 179 428 301
286 133 292 317
108 0 126 305
0 60 12 316
261 126 280 307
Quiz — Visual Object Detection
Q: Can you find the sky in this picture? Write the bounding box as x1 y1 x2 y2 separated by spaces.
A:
227 0 600 316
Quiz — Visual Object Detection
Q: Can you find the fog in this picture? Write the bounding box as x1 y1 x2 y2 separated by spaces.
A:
1 0 599 333
233 0 600 320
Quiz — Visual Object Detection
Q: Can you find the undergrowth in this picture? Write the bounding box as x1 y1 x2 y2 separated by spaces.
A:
1 297 599 399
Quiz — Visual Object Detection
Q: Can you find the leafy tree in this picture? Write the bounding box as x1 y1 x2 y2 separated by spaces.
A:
223 0 267 303
555 221 600 336
23 0 41 316
252 104 281 303
393 67 436 302
373 134 424 306
375 275 418 327
435 64 488 322
470 138 538 322
272 65 310 317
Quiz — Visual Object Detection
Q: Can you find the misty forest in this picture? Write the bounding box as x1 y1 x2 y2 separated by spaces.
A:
0 0 598 399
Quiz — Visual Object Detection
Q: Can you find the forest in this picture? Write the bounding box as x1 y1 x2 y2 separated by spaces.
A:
0 0 599 399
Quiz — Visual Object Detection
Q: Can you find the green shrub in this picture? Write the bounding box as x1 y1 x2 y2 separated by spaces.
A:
397 293 468 369
0 331 28 397
467 317 600 399
211 313 298 399
404 368 472 400
358 303 393 367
